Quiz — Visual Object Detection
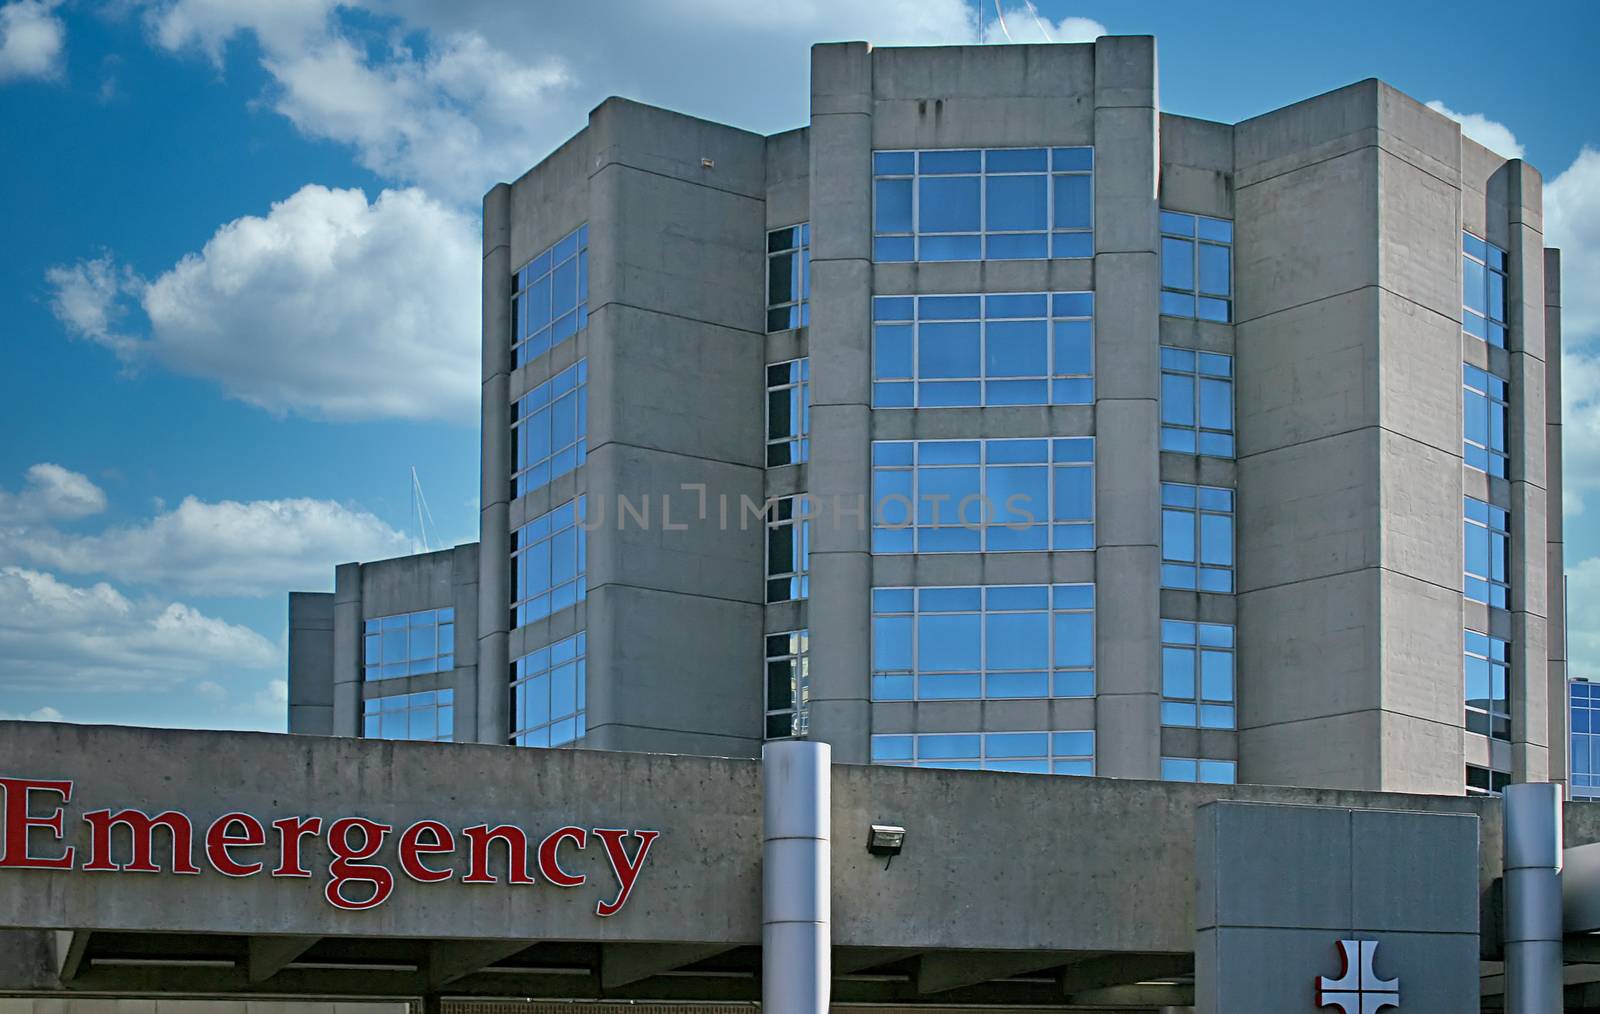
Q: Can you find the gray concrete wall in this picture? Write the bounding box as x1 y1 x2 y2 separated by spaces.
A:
579 99 768 757
4 722 1597 957
1196 801 1480 1013
1546 249 1567 790
286 593 334 736
1231 82 1499 793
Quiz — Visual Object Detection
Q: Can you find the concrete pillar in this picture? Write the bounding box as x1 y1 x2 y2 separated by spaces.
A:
1543 249 1567 789
1506 162 1550 783
762 739 830 1014
331 561 362 737
477 182 513 745
1502 782 1562 1013
1091 35 1162 779
805 42 873 763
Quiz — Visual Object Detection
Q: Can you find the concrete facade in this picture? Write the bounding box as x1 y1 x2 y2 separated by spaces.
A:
288 37 1566 798
5 721 1600 1010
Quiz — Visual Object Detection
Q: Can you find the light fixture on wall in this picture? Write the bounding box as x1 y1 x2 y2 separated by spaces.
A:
867 824 906 867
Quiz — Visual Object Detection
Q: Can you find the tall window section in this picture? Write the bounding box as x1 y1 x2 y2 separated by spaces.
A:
512 497 586 627
1161 757 1236 784
871 584 1094 701
1462 232 1508 348
1160 211 1233 322
1161 483 1235 592
512 225 588 368
765 631 810 740
363 689 453 742
364 609 455 681
1463 364 1509 478
511 631 585 748
767 359 810 466
872 293 1093 408
1572 681 1600 800
767 224 810 331
872 147 1093 262
1464 629 1510 742
872 731 1095 776
1160 620 1236 728
766 496 810 603
872 438 1094 553
1463 496 1510 608
512 360 587 498
1160 347 1234 456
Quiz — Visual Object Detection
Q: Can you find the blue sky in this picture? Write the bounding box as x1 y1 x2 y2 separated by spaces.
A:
0 0 1597 732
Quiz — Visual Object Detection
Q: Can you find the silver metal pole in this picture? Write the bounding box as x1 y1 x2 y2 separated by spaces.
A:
762 740 830 1014
1504 782 1563 1013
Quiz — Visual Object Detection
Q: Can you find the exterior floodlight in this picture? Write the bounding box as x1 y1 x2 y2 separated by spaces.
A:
867 824 906 857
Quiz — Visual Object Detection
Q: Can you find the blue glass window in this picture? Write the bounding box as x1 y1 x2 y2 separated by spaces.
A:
511 631 586 748
1464 629 1510 741
767 496 810 602
872 729 1094 775
1160 211 1233 322
512 360 587 498
765 631 809 740
512 497 587 627
872 438 1094 553
1160 620 1236 728
1463 496 1510 607
1160 347 1234 456
1572 681 1600 799
767 359 810 466
1463 363 1509 478
363 689 453 742
872 147 1093 263
1160 757 1236 784
363 608 455 681
871 584 1094 701
512 225 588 367
768 224 810 331
1161 483 1234 592
872 292 1093 408
1462 232 1508 348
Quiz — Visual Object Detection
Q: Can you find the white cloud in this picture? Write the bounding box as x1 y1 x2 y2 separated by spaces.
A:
1425 100 1525 160
0 0 64 82
0 566 278 692
0 464 107 523
983 9 1105 43
1548 146 1600 343
49 184 479 422
139 0 1105 201
1 492 411 596
44 253 144 356
0 705 64 721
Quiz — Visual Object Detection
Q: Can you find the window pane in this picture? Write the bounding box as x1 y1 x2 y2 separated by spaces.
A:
919 176 981 233
1162 237 1194 290
986 174 1048 231
875 179 913 233
1053 174 1092 229
919 614 981 671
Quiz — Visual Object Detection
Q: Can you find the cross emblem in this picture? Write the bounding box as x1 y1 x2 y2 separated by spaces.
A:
1316 939 1399 1013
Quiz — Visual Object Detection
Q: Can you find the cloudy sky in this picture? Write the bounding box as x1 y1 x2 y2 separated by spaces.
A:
0 0 1597 732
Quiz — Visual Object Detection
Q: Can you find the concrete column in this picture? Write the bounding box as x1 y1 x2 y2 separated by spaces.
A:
1543 249 1567 789
762 739 830 1014
477 182 513 745
1507 163 1549 783
1502 782 1562 1013
331 562 362 737
1091 36 1162 779
805 42 873 763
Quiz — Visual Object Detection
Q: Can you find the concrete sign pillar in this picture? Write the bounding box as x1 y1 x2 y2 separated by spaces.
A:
1195 801 1479 1013
1503 782 1562 1013
762 740 830 1014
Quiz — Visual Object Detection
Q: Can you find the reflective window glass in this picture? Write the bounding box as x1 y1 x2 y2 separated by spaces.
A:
363 608 456 681
512 497 587 628
1160 210 1232 322
512 225 588 367
363 689 454 742
1161 482 1234 591
767 224 811 331
872 729 1094 775
511 631 586 748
